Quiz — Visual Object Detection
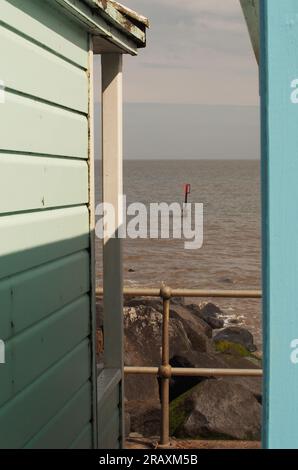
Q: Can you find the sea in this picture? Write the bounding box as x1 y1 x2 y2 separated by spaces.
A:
95 160 262 348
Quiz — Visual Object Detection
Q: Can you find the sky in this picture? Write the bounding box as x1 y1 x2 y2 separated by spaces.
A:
94 0 260 159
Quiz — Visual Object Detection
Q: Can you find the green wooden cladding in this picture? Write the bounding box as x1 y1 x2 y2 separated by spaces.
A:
0 0 94 449
0 92 88 157
1 0 89 68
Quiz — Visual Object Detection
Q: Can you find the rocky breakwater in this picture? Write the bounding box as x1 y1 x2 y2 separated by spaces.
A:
122 297 262 442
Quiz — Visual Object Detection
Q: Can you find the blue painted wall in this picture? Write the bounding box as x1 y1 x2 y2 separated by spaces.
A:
261 0 298 449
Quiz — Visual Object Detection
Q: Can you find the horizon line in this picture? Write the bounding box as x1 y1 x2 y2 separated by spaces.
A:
95 157 260 161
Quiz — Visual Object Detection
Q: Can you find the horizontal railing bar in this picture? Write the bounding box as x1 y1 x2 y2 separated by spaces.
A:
166 289 262 299
96 287 160 297
172 367 263 377
124 366 159 375
124 366 263 377
96 288 262 299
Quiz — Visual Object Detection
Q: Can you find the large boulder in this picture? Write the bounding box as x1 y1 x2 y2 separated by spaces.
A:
213 327 257 356
124 303 206 401
124 297 163 313
170 378 261 441
167 355 207 402
168 351 262 403
126 400 161 437
187 302 225 330
170 303 212 344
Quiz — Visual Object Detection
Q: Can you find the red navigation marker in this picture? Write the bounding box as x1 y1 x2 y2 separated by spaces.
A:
184 184 191 204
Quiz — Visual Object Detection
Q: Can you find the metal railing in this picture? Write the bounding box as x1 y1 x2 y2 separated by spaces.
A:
96 285 263 447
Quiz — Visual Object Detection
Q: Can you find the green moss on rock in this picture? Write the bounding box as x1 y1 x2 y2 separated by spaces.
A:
169 388 195 436
214 339 251 357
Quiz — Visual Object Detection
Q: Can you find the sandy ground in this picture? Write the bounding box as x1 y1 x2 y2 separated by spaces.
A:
126 436 261 450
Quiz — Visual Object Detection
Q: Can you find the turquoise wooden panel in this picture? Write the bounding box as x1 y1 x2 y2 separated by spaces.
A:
0 339 90 449
261 0 298 449
0 24 88 112
0 295 90 407
0 206 89 280
1 0 88 68
98 385 119 425
70 424 93 449
0 91 88 158
0 155 88 213
24 382 92 449
0 251 90 341
98 385 120 449
99 410 120 449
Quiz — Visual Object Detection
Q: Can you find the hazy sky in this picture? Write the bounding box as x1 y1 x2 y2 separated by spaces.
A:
94 0 260 159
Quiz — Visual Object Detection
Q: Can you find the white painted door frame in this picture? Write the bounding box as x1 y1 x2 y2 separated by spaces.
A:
101 53 124 446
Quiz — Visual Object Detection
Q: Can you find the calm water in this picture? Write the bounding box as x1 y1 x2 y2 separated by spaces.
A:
95 160 262 347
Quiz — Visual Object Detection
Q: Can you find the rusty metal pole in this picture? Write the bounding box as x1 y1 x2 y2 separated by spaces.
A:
159 284 172 448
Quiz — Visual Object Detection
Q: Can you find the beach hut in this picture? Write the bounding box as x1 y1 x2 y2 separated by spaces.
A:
241 0 298 449
0 0 148 449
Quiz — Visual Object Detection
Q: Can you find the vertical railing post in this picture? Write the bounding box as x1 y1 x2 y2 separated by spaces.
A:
159 284 172 447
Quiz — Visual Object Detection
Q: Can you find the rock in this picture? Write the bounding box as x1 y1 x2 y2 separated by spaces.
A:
124 297 163 313
218 277 234 284
170 303 212 343
96 329 104 357
219 354 262 402
126 400 161 437
168 350 262 401
171 297 185 305
213 327 257 356
170 378 261 441
124 304 202 401
129 432 144 439
167 355 208 402
125 313 160 401
187 303 224 330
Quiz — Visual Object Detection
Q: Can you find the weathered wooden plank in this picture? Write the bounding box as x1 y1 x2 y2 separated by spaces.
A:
0 206 89 281
0 295 90 407
84 0 146 43
0 0 88 68
98 408 120 449
54 0 139 55
70 424 93 449
24 382 92 449
0 91 88 158
98 383 119 422
0 155 88 213
0 250 90 341
98 383 120 449
0 24 88 112
0 339 91 449
97 368 121 406
260 0 298 449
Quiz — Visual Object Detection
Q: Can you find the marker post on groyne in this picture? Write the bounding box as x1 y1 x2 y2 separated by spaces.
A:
183 183 191 216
